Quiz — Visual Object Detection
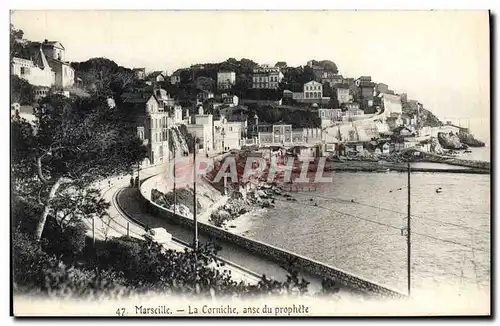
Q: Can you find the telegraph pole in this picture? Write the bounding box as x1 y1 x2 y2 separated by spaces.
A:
173 149 177 214
193 137 199 253
137 162 140 189
92 217 95 249
407 162 411 297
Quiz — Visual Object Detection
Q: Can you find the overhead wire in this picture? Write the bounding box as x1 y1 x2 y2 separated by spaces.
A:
286 191 490 234
273 197 487 252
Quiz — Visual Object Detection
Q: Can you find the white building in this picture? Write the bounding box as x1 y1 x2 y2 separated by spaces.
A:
214 118 242 151
318 108 343 121
185 107 242 153
252 64 284 89
318 108 343 128
121 91 170 166
217 71 236 90
336 87 350 105
303 81 323 100
258 124 293 145
145 95 170 165
380 93 402 116
11 48 55 87
222 94 239 107
187 123 213 152
188 112 214 151
41 41 75 89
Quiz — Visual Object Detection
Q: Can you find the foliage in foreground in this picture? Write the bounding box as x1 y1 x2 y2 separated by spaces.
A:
13 229 340 300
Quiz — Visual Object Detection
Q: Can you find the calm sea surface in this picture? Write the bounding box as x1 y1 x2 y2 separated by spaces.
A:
245 170 490 296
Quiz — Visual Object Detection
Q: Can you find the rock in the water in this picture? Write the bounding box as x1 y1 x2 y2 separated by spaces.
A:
437 132 467 150
458 132 485 147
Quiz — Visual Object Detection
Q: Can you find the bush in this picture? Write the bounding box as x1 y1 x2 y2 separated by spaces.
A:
15 226 341 299
11 195 42 235
95 236 143 279
13 231 50 289
41 260 130 300
13 230 131 299
41 217 87 261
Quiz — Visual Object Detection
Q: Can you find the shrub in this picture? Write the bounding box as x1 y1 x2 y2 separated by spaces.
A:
41 260 130 300
11 195 42 235
41 217 87 261
13 231 50 289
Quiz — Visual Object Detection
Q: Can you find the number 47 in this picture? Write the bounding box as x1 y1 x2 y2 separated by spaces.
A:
116 308 126 316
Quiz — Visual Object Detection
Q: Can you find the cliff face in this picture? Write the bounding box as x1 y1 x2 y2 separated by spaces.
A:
402 104 443 128
419 108 443 128
437 132 468 150
458 132 485 147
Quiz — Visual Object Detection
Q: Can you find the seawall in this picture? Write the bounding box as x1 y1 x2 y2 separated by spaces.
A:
136 176 405 298
409 149 490 171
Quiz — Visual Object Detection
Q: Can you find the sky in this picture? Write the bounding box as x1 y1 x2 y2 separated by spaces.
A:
10 10 490 132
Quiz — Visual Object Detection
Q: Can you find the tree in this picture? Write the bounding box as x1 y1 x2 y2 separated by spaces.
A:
10 24 30 60
71 58 135 98
194 76 215 92
180 70 192 84
11 94 148 242
318 60 339 74
309 60 339 74
11 75 35 105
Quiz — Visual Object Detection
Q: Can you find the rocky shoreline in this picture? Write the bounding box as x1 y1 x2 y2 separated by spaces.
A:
438 131 485 150
209 182 293 228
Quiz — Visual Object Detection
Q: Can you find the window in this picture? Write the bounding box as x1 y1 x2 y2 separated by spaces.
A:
20 67 30 75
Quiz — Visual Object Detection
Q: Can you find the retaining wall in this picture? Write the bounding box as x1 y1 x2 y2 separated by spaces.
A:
412 149 490 170
136 183 405 298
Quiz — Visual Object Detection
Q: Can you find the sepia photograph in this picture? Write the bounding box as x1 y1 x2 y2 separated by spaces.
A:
9 9 491 317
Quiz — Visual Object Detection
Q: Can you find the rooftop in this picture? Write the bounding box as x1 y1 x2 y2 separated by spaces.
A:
42 40 65 50
121 92 154 104
172 69 185 76
147 71 165 78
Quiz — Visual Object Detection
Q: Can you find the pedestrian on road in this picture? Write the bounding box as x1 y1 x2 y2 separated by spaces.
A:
135 176 139 188
130 176 134 188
